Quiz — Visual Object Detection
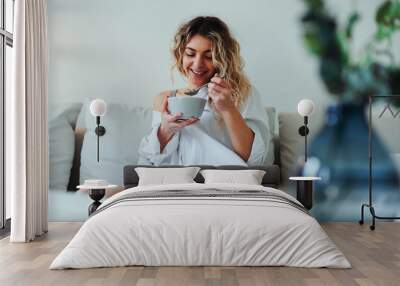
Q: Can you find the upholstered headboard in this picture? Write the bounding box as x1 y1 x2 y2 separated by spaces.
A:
123 164 281 189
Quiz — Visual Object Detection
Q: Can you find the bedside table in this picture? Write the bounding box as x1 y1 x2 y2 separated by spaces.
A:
289 176 321 210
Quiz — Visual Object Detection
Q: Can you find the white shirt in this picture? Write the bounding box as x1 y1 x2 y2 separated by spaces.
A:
138 87 272 166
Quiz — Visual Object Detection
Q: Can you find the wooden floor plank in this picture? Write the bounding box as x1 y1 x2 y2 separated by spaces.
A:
0 222 399 286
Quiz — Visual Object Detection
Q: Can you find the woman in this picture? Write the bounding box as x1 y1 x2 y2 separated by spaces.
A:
138 16 272 166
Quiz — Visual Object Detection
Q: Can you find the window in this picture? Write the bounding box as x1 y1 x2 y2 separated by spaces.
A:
0 0 14 234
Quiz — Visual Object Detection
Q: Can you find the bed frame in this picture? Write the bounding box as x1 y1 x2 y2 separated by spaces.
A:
123 137 282 189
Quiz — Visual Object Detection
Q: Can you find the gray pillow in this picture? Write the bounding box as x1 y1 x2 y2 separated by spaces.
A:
76 100 153 186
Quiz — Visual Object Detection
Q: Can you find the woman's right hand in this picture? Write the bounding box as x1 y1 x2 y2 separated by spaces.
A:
157 95 198 150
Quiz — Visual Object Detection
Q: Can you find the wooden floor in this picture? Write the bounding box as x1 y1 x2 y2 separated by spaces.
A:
0 222 399 286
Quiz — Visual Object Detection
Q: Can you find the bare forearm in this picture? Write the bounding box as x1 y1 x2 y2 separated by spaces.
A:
221 108 254 161
157 125 174 153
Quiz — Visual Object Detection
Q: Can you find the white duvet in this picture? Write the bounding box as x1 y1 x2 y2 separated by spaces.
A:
50 183 351 269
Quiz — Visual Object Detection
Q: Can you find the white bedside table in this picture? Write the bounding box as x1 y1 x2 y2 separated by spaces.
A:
289 176 321 210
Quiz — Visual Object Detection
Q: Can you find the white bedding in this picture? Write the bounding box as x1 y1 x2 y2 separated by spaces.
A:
50 183 351 269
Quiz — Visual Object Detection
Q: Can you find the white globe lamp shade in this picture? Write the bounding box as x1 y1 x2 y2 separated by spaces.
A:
297 99 315 117
90 99 107 117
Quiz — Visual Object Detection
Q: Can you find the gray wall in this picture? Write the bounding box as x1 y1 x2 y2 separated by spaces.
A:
47 0 397 114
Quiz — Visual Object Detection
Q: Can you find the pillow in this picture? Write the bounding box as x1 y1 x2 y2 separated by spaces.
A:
76 100 153 185
49 108 76 190
200 169 266 185
135 167 200 186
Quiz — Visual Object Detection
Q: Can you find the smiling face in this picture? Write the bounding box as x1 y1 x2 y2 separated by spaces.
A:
182 34 217 89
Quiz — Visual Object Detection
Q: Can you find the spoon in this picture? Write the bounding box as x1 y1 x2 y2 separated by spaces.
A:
184 73 224 96
184 82 210 96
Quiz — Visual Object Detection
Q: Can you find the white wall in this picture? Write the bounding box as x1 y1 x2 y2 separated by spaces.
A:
47 0 398 114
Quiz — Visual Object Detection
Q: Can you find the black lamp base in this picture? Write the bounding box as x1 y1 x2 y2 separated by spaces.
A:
88 189 105 216
95 126 106 136
298 125 309 136
296 180 313 210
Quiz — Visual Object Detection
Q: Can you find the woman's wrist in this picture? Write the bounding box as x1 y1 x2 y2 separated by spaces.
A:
219 105 239 121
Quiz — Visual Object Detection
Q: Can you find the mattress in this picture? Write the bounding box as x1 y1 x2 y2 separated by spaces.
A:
50 183 350 269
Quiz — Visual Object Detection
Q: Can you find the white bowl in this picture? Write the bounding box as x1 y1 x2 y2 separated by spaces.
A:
168 96 207 119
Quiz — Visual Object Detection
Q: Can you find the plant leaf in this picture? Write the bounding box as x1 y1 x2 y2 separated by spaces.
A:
376 1 392 26
375 24 394 41
376 0 400 28
303 0 324 10
346 12 360 39
303 32 323 55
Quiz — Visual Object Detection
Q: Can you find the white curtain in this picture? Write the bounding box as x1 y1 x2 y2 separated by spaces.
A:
10 0 49 242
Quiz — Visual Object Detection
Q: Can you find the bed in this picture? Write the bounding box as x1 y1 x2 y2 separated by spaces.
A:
50 165 350 269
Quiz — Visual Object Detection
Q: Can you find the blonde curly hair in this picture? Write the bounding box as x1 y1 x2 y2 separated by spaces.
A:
171 16 251 107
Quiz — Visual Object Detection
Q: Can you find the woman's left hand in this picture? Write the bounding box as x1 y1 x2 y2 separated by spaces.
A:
208 75 236 115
